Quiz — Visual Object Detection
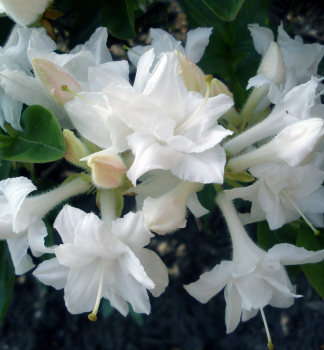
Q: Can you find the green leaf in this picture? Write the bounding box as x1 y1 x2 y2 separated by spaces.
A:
128 303 144 326
2 105 66 163
101 299 115 319
257 221 300 277
0 158 10 180
100 0 136 39
202 0 245 21
0 241 15 325
297 224 324 299
197 184 216 230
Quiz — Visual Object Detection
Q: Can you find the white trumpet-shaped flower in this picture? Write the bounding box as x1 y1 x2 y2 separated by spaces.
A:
185 192 324 335
227 118 324 172
0 176 90 274
128 27 212 68
33 205 169 317
225 163 324 230
104 51 233 185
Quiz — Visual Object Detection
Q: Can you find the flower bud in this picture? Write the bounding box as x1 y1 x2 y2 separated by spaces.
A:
81 149 127 189
257 41 286 85
32 57 81 105
175 50 207 95
211 78 233 99
227 118 324 172
143 181 203 235
63 129 90 169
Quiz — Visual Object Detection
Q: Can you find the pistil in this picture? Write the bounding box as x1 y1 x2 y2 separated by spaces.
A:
260 308 274 350
281 189 320 235
174 75 212 134
88 258 107 321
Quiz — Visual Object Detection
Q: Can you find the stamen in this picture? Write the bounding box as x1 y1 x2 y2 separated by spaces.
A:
260 308 274 350
122 45 141 56
88 259 107 321
281 189 320 235
174 75 212 134
61 85 102 107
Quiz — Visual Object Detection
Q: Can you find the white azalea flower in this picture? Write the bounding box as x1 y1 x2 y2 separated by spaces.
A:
0 176 90 274
0 0 50 27
0 27 111 128
104 51 233 184
128 27 212 68
33 205 169 317
227 118 324 172
0 26 50 130
249 23 324 84
225 163 324 230
224 77 319 155
185 193 324 339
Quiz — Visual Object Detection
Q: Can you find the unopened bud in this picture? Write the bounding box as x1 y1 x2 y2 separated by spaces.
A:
63 129 90 169
211 78 233 99
258 42 286 85
32 58 81 105
82 149 127 189
143 181 203 235
228 118 324 172
175 51 207 95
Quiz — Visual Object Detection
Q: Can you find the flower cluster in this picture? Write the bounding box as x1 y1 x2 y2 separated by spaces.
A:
1 9 324 347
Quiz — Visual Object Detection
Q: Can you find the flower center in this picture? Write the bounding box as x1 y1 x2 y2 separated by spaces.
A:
174 75 212 134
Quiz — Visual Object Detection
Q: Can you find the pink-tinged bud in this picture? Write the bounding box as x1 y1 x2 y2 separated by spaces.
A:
143 181 203 235
81 149 127 189
211 78 233 99
63 129 90 169
175 51 207 95
257 41 286 85
227 118 324 172
32 58 82 105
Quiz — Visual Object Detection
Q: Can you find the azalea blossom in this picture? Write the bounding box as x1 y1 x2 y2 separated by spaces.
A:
185 192 324 339
127 27 212 68
0 176 90 274
225 163 324 230
0 26 50 130
33 204 169 317
249 23 324 84
0 27 112 127
227 118 324 172
103 51 233 184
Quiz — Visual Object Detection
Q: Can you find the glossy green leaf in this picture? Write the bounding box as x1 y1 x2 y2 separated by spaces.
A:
0 241 15 325
258 221 300 277
2 105 66 163
297 224 324 299
100 0 136 39
0 157 10 180
202 0 245 21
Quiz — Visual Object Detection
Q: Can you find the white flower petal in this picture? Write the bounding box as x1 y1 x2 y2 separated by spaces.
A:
185 27 212 63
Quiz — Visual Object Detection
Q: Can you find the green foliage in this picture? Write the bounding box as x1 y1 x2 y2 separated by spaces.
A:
297 224 324 299
197 184 216 229
100 0 136 39
257 221 300 277
2 105 66 163
180 0 270 91
202 0 245 21
0 241 15 325
0 157 10 180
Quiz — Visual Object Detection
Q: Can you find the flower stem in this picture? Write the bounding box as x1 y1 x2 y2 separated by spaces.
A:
88 259 107 322
281 189 320 235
